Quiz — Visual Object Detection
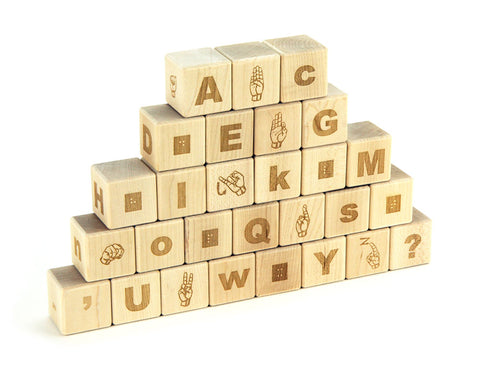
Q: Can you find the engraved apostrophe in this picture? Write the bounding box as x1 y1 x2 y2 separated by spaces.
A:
386 195 401 214
270 112 287 149
295 204 310 237
250 65 264 101
170 75 177 97
217 171 246 196
405 233 422 259
272 263 288 282
360 237 380 269
125 192 142 212
100 244 125 265
178 272 194 307
83 296 92 310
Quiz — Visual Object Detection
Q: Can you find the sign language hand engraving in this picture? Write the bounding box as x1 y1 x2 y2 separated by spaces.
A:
100 244 124 265
250 65 264 101
217 171 247 196
296 204 310 237
270 112 288 149
170 75 177 98
360 237 380 269
178 272 194 307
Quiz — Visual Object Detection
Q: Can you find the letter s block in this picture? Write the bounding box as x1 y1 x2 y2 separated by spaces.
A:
165 48 231 117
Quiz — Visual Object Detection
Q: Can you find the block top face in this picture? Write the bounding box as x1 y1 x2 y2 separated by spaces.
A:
411 207 430 222
389 164 411 181
216 42 280 61
325 83 346 97
165 48 230 69
265 35 326 54
140 104 204 125
92 158 153 183
71 214 109 235
348 121 390 142
48 266 90 289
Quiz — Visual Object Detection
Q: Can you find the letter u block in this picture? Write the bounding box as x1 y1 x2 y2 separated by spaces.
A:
165 48 231 117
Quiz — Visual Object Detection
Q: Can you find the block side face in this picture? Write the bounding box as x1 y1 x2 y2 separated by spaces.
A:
47 270 65 333
92 158 154 182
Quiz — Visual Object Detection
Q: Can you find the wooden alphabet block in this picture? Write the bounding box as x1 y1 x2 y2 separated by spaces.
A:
111 271 161 325
206 158 254 212
184 210 232 263
256 245 301 297
346 228 390 279
165 48 231 117
205 109 254 163
370 165 413 229
279 194 325 246
156 166 206 221
208 253 255 306
140 104 205 172
254 150 301 203
71 214 135 282
135 219 184 273
301 236 346 287
216 42 280 110
47 266 111 335
389 208 431 270
301 142 347 195
254 102 301 155
302 83 347 148
264 35 327 103
325 186 370 238
160 262 209 315
91 158 157 229
233 202 279 255
346 121 392 187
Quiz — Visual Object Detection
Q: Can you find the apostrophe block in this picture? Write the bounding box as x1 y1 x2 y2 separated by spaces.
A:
91 158 157 229
165 48 231 117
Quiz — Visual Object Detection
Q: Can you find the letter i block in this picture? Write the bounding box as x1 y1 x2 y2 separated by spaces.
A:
140 104 205 172
71 214 135 282
346 121 392 187
165 48 231 117
91 158 157 229
47 266 111 335
264 35 328 103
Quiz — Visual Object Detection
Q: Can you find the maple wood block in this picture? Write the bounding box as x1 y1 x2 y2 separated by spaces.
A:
208 253 255 306
184 210 232 263
111 271 161 325
346 228 390 279
140 104 205 172
256 245 301 297
135 219 184 273
302 83 347 148
254 102 301 155
302 236 346 287
389 208 432 270
157 166 206 221
325 186 370 238
216 42 280 110
206 158 254 212
264 35 327 103
165 48 231 117
346 121 392 187
254 150 301 203
233 202 279 255
160 262 209 315
370 165 413 229
279 194 325 246
205 109 254 163
47 266 111 335
71 214 135 282
301 142 347 195
91 158 157 229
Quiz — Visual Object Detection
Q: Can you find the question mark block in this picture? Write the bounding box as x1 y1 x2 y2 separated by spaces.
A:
389 208 432 270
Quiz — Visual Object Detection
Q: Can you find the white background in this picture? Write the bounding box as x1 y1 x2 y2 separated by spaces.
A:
2 1 479 365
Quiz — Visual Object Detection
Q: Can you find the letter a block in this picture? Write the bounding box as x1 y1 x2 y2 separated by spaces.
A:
165 48 231 117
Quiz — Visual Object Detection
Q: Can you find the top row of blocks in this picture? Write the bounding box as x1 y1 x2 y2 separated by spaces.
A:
166 35 327 117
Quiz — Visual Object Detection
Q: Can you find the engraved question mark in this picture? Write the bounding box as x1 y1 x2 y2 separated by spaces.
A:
405 234 421 258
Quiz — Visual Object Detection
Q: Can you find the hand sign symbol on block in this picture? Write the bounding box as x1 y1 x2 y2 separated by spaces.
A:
100 244 125 265
360 237 380 269
295 204 310 237
170 75 177 97
270 112 288 149
178 272 194 307
217 171 247 196
250 65 264 101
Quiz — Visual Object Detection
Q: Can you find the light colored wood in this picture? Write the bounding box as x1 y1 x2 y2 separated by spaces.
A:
254 150 301 203
255 245 301 297
389 208 431 270
264 35 327 103
254 102 302 156
47 265 111 335
325 186 370 238
184 210 232 263
208 253 255 306
370 165 413 229
206 158 254 212
110 271 161 325
279 194 325 246
140 104 205 172
165 48 231 117
71 214 135 282
205 109 254 163
302 236 346 287
156 166 206 221
135 219 184 273
346 228 390 279
301 142 347 195
302 83 347 148
160 262 209 315
233 202 279 255
91 158 157 229
346 121 392 187
216 42 280 110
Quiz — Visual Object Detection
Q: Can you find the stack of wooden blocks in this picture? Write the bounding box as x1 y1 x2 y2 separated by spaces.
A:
47 35 432 335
